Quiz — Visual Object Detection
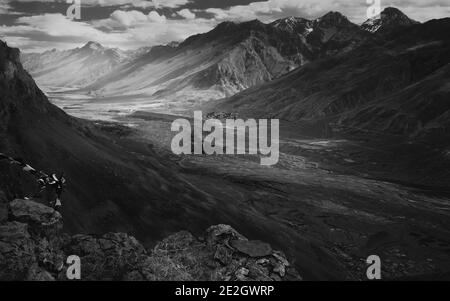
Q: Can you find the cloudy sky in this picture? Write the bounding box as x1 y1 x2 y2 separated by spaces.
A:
0 0 449 52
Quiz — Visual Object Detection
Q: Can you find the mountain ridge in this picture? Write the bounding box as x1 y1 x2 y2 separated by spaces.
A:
20 8 418 108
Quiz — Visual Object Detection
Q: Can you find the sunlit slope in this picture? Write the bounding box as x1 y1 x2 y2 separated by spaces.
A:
21 42 126 88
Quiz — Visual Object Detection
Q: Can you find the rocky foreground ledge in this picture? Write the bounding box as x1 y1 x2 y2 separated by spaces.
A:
0 194 301 281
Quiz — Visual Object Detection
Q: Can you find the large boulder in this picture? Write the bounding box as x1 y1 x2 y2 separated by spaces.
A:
206 224 247 246
9 199 62 236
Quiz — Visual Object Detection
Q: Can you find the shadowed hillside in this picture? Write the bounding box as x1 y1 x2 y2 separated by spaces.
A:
209 17 450 188
0 40 219 241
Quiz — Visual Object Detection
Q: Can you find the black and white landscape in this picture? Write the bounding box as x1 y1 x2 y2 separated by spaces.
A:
1 1 450 281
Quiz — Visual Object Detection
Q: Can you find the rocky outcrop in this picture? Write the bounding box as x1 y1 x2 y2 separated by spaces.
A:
0 195 302 281
141 224 301 281
10 199 63 235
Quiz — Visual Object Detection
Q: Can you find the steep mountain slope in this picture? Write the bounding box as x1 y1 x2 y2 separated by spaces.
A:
83 20 312 104
85 14 372 107
21 42 127 89
214 18 450 139
362 7 420 34
0 39 222 242
85 12 372 105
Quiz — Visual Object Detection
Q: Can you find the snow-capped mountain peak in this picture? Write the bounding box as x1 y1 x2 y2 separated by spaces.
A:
361 7 419 33
272 16 313 34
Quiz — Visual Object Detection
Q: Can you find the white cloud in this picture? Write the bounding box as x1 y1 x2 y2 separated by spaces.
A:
205 0 353 23
95 9 166 29
110 10 148 27
204 0 450 23
1 13 131 51
15 14 106 37
93 9 212 46
177 8 195 20
147 10 167 22
0 11 212 52
109 10 166 27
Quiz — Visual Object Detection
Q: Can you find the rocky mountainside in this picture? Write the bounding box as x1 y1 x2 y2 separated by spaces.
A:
271 16 313 35
82 19 312 105
21 41 127 89
273 12 370 58
213 17 450 140
86 13 375 103
0 196 301 281
362 7 420 34
208 16 450 188
83 13 372 106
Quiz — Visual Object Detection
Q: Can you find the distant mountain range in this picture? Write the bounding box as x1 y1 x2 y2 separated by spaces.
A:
21 7 419 106
20 7 448 141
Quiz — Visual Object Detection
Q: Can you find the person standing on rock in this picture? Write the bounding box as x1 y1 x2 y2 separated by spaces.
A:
40 173 66 210
0 153 66 209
